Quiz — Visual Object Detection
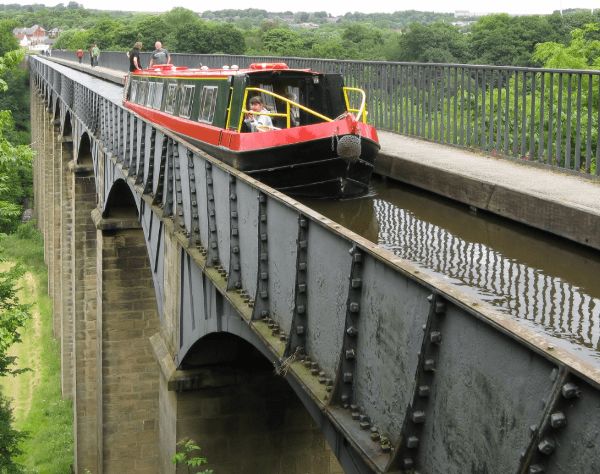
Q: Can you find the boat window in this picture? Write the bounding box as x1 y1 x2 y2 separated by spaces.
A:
129 80 138 102
152 82 164 110
137 80 148 106
147 82 156 107
258 84 276 112
198 86 218 123
179 85 195 119
165 83 178 114
284 85 301 126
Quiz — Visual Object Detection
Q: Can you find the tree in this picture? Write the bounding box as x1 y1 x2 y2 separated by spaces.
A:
163 7 199 28
546 10 600 45
50 28 92 51
0 108 34 232
87 18 126 50
0 20 19 57
311 34 349 59
532 23 600 69
0 394 25 473
391 22 470 63
261 28 304 56
339 23 388 60
0 251 29 473
0 49 32 232
0 261 29 377
469 14 557 66
131 15 170 51
531 24 600 173
169 22 211 53
207 23 245 55
0 40 30 474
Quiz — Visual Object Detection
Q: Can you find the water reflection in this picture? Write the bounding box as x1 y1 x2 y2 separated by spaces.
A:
303 177 600 357
304 193 379 243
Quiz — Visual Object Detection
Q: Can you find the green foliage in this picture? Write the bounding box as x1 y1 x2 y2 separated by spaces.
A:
0 3 138 30
168 21 245 55
469 14 558 66
546 10 600 45
14 222 41 242
130 15 170 49
0 18 30 145
206 23 245 55
390 21 470 63
87 18 126 50
53 28 92 50
51 8 248 55
201 8 454 30
0 66 30 145
8 4 600 66
0 233 34 473
171 439 213 474
0 230 73 473
0 393 25 473
533 23 600 69
0 115 33 233
0 260 29 378
340 24 387 60
0 20 19 57
0 58 31 474
261 28 305 56
0 50 24 93
0 200 22 233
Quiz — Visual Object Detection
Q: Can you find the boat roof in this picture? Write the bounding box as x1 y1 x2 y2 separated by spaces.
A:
132 62 316 79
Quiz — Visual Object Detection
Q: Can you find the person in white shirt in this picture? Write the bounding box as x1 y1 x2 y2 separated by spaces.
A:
244 96 273 132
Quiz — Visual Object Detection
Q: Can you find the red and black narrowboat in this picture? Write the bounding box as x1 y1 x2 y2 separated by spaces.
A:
123 62 379 198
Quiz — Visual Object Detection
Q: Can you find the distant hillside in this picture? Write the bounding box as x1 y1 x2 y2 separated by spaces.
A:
0 2 141 30
200 9 457 29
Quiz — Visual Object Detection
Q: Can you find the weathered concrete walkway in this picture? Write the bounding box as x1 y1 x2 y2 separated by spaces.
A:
376 131 600 251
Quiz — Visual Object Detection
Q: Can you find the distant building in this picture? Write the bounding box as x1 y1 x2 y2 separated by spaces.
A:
454 10 488 18
48 27 61 38
454 10 471 18
13 25 48 46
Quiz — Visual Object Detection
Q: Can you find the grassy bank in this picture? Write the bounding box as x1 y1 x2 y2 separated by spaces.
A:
0 225 73 473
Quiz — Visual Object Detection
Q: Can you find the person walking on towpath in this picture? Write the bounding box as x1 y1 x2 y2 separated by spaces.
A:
148 41 170 68
91 43 100 67
76 48 84 64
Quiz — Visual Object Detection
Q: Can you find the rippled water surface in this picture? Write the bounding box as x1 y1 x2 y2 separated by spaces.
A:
302 177 600 359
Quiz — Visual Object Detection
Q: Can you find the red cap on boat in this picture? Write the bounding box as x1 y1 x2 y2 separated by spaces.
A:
249 62 289 70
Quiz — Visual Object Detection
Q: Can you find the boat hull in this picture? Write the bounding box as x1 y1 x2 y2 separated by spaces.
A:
186 134 379 198
125 101 380 198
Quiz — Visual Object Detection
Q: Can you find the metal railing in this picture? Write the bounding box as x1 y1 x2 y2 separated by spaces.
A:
52 50 600 177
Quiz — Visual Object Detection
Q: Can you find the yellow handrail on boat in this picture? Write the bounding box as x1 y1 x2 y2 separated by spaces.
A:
342 87 368 124
225 87 234 130
236 86 368 132
237 87 334 132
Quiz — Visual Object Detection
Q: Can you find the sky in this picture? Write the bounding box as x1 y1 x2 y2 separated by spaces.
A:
2 0 599 17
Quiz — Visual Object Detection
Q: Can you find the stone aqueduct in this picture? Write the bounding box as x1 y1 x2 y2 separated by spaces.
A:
30 56 600 474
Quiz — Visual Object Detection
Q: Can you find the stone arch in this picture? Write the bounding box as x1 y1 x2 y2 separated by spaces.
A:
171 332 343 474
62 111 72 139
53 97 60 123
76 132 93 167
103 178 137 219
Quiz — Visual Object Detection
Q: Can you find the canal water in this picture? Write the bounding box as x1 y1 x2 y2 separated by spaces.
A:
302 176 600 361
